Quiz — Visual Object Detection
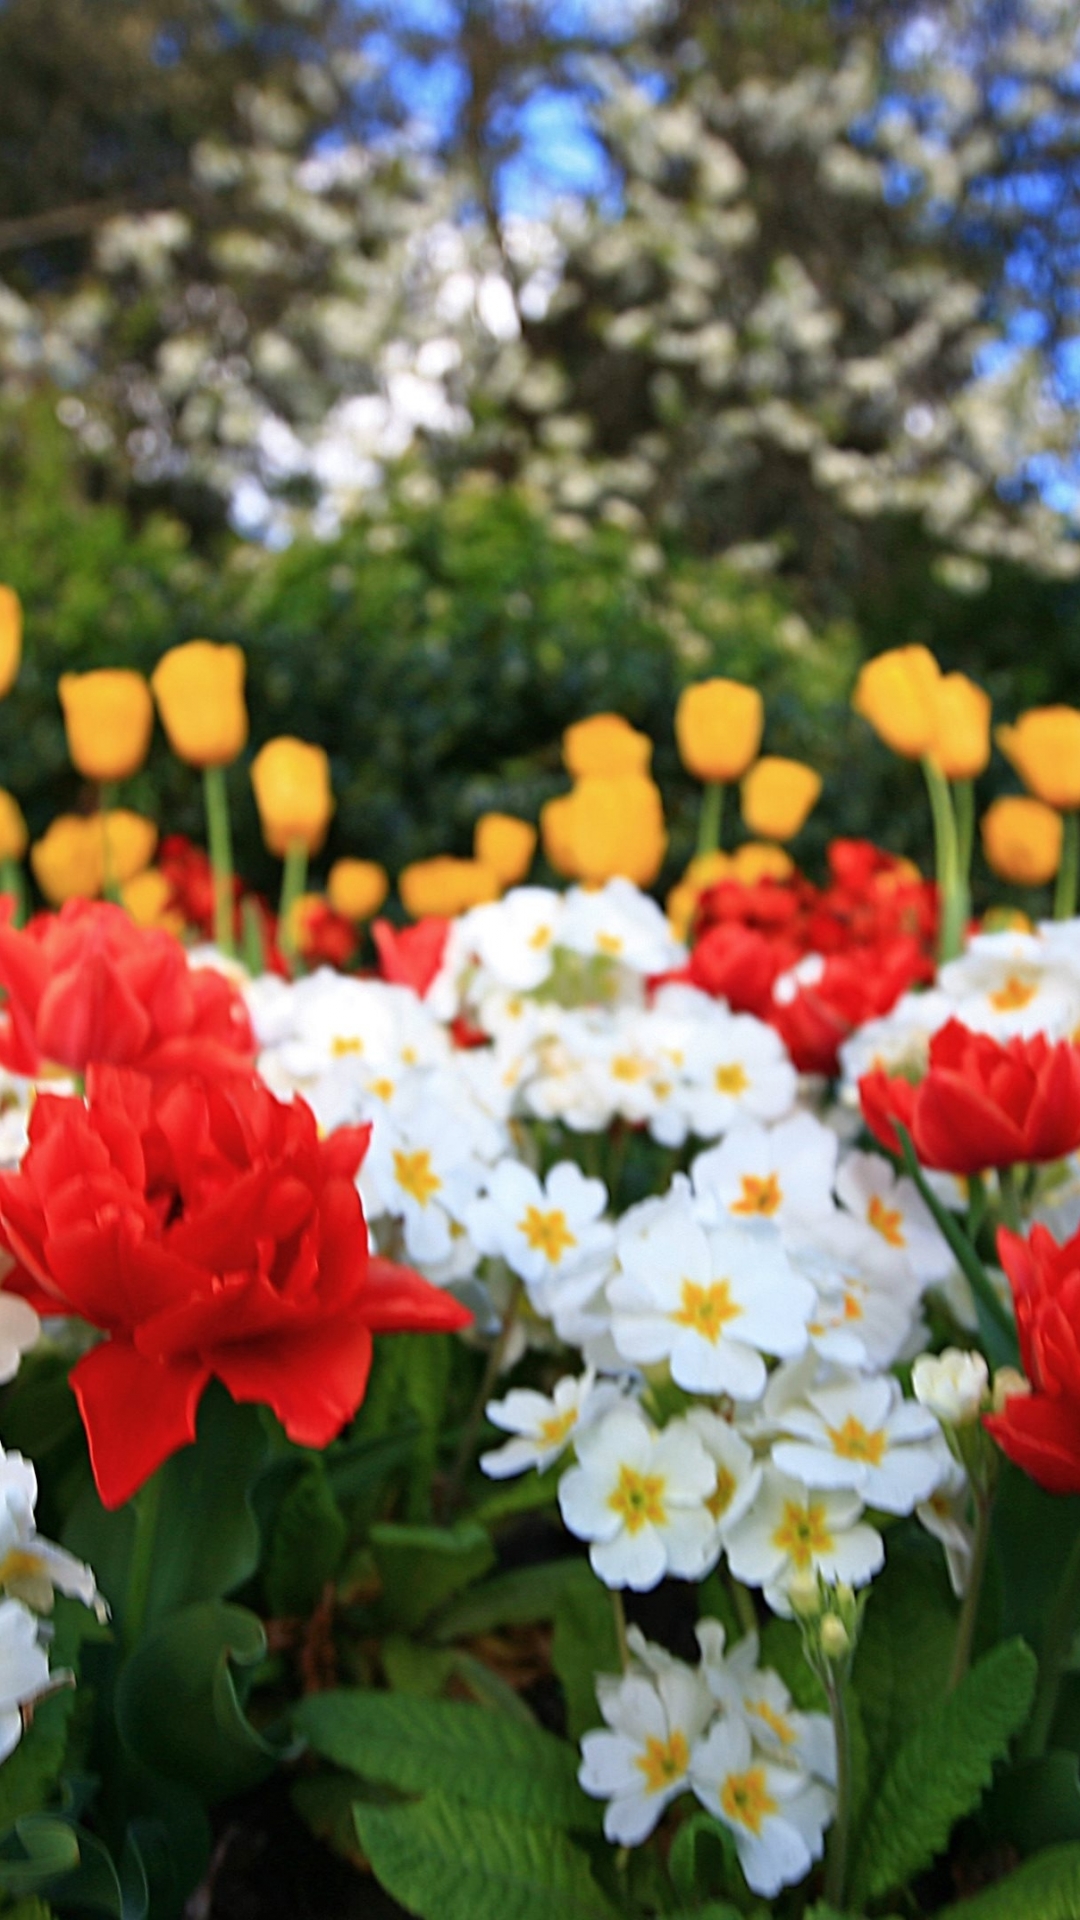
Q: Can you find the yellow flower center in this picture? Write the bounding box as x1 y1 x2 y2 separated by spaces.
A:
538 1406 578 1449
714 1063 749 1095
720 1766 778 1836
608 1464 668 1534
867 1193 906 1247
331 1035 363 1057
401 1046 418 1066
673 1278 742 1344
393 1148 442 1207
597 932 624 956
707 1466 737 1520
827 1415 886 1464
772 1497 835 1570
528 924 553 950
732 1172 782 1217
843 1290 865 1321
518 1205 577 1263
611 1053 648 1082
748 1699 797 1747
368 1077 396 1102
989 975 1038 1012
636 1730 690 1793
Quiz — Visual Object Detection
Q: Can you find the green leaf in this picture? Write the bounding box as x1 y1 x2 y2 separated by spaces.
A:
0 1818 80 1897
63 1385 269 1632
2 1898 56 1920
0 1599 108 1834
432 1558 587 1641
935 1843 1080 1920
353 1793 617 1920
851 1527 958 1798
264 1464 346 1617
992 1468 1080 1660
980 1750 1080 1852
667 1811 743 1906
295 1689 594 1830
758 1617 826 1713
894 1126 1017 1365
848 1636 1037 1906
551 1564 620 1743
370 1521 495 1631
381 1637 459 1697
116 1602 293 1803
472 1465 562 1527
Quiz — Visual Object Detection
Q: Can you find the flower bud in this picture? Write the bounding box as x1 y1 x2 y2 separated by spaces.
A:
852 645 941 759
787 1570 821 1618
740 757 822 841
327 858 388 923
250 737 334 856
931 673 991 781
997 707 1080 812
819 1614 850 1660
981 796 1062 887
992 1366 1031 1415
151 639 248 768
59 670 154 784
675 679 763 784
912 1349 989 1427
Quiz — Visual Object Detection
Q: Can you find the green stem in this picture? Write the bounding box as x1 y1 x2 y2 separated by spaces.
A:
99 783 120 904
949 1486 993 1689
611 1591 631 1672
277 838 309 966
123 1467 164 1653
1021 1526 1080 1759
823 1670 852 1910
998 1163 1023 1235
727 1573 758 1641
0 858 26 928
1054 810 1080 921
895 1125 1016 1362
923 757 964 962
203 764 236 958
696 781 725 859
953 776 976 886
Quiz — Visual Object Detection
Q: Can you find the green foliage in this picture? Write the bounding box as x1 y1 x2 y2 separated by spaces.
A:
264 1463 346 1618
934 1843 1080 1920
851 1527 958 1802
352 1792 617 1920
667 1812 743 1908
981 1751 1080 1854
550 1564 621 1743
295 1689 595 1830
848 1637 1038 1906
369 1521 495 1633
0 1600 107 1837
431 1558 588 1641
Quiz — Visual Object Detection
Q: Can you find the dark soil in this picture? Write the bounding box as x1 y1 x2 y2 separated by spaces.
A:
193 1778 408 1920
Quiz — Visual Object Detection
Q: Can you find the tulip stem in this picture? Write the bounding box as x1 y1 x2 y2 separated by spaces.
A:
99 785 121 905
923 758 965 962
278 839 308 967
953 777 976 894
1054 811 1079 921
696 781 724 859
203 765 236 958
998 1164 1023 1234
1021 1524 1080 1759
123 1466 164 1653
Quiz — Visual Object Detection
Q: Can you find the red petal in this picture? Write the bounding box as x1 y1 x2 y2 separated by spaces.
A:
70 1340 210 1508
985 1394 1080 1497
213 1319 374 1446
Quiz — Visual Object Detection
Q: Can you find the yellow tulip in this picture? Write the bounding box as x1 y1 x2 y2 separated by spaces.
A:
930 672 991 780
561 774 667 888
474 812 537 888
30 816 104 905
0 790 28 863
121 867 183 934
981 796 1062 887
540 793 581 878
250 738 334 856
562 713 652 779
327 858 389 923
674 680 764 784
100 810 158 885
0 587 22 698
151 639 248 768
665 852 731 941
58 670 154 783
996 707 1080 812
399 856 500 919
730 842 795 883
741 758 822 841
851 646 941 759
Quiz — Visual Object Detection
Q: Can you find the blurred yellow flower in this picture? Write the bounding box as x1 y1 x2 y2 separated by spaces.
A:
997 707 1080 812
327 858 389 923
474 812 537 888
540 793 580 878
30 816 103 905
561 774 667 888
101 810 158 885
563 713 652 778
675 679 763 783
730 842 795 883
59 670 154 783
121 867 183 933
852 646 941 759
981 796 1062 886
399 856 500 919
0 790 28 864
931 672 991 780
741 757 822 841
151 640 248 767
250 738 334 855
0 587 22 698
666 852 730 942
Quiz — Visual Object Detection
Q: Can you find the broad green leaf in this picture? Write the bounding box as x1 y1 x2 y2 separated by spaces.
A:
116 1602 292 1803
370 1521 495 1630
551 1564 620 1742
472 1465 562 1527
0 1817 80 1897
291 1774 367 1866
992 1468 1080 1660
432 1558 589 1641
980 1751 1080 1852
851 1527 957 1797
3 1899 55 1920
848 1636 1037 1906
295 1689 594 1830
382 1637 459 1696
667 1811 742 1906
353 1793 617 1920
264 1463 346 1617
935 1843 1080 1920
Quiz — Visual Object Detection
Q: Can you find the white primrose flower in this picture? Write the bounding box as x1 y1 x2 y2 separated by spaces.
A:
608 1196 813 1398
681 1013 798 1141
560 879 683 976
912 1348 989 1427
466 888 567 992
835 1151 952 1286
725 1467 884 1615
770 1373 948 1514
938 934 1080 1041
361 1101 489 1268
0 1294 39 1384
579 1654 714 1843
689 1712 831 1899
789 1213 924 1371
685 1410 763 1547
692 1113 839 1232
696 1621 836 1785
917 1456 975 1598
0 1599 54 1763
466 1159 612 1301
480 1369 624 1478
558 1405 718 1590
0 1452 102 1616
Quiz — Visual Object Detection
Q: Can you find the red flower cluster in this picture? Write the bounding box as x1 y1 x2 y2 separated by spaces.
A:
372 916 451 997
0 901 255 1080
0 1066 470 1507
159 835 236 943
986 1225 1080 1494
681 840 937 1074
860 1020 1080 1174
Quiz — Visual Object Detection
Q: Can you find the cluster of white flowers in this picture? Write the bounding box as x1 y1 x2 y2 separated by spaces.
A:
0 1449 104 1763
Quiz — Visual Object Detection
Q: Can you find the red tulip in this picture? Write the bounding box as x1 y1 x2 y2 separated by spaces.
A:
985 1225 1080 1494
